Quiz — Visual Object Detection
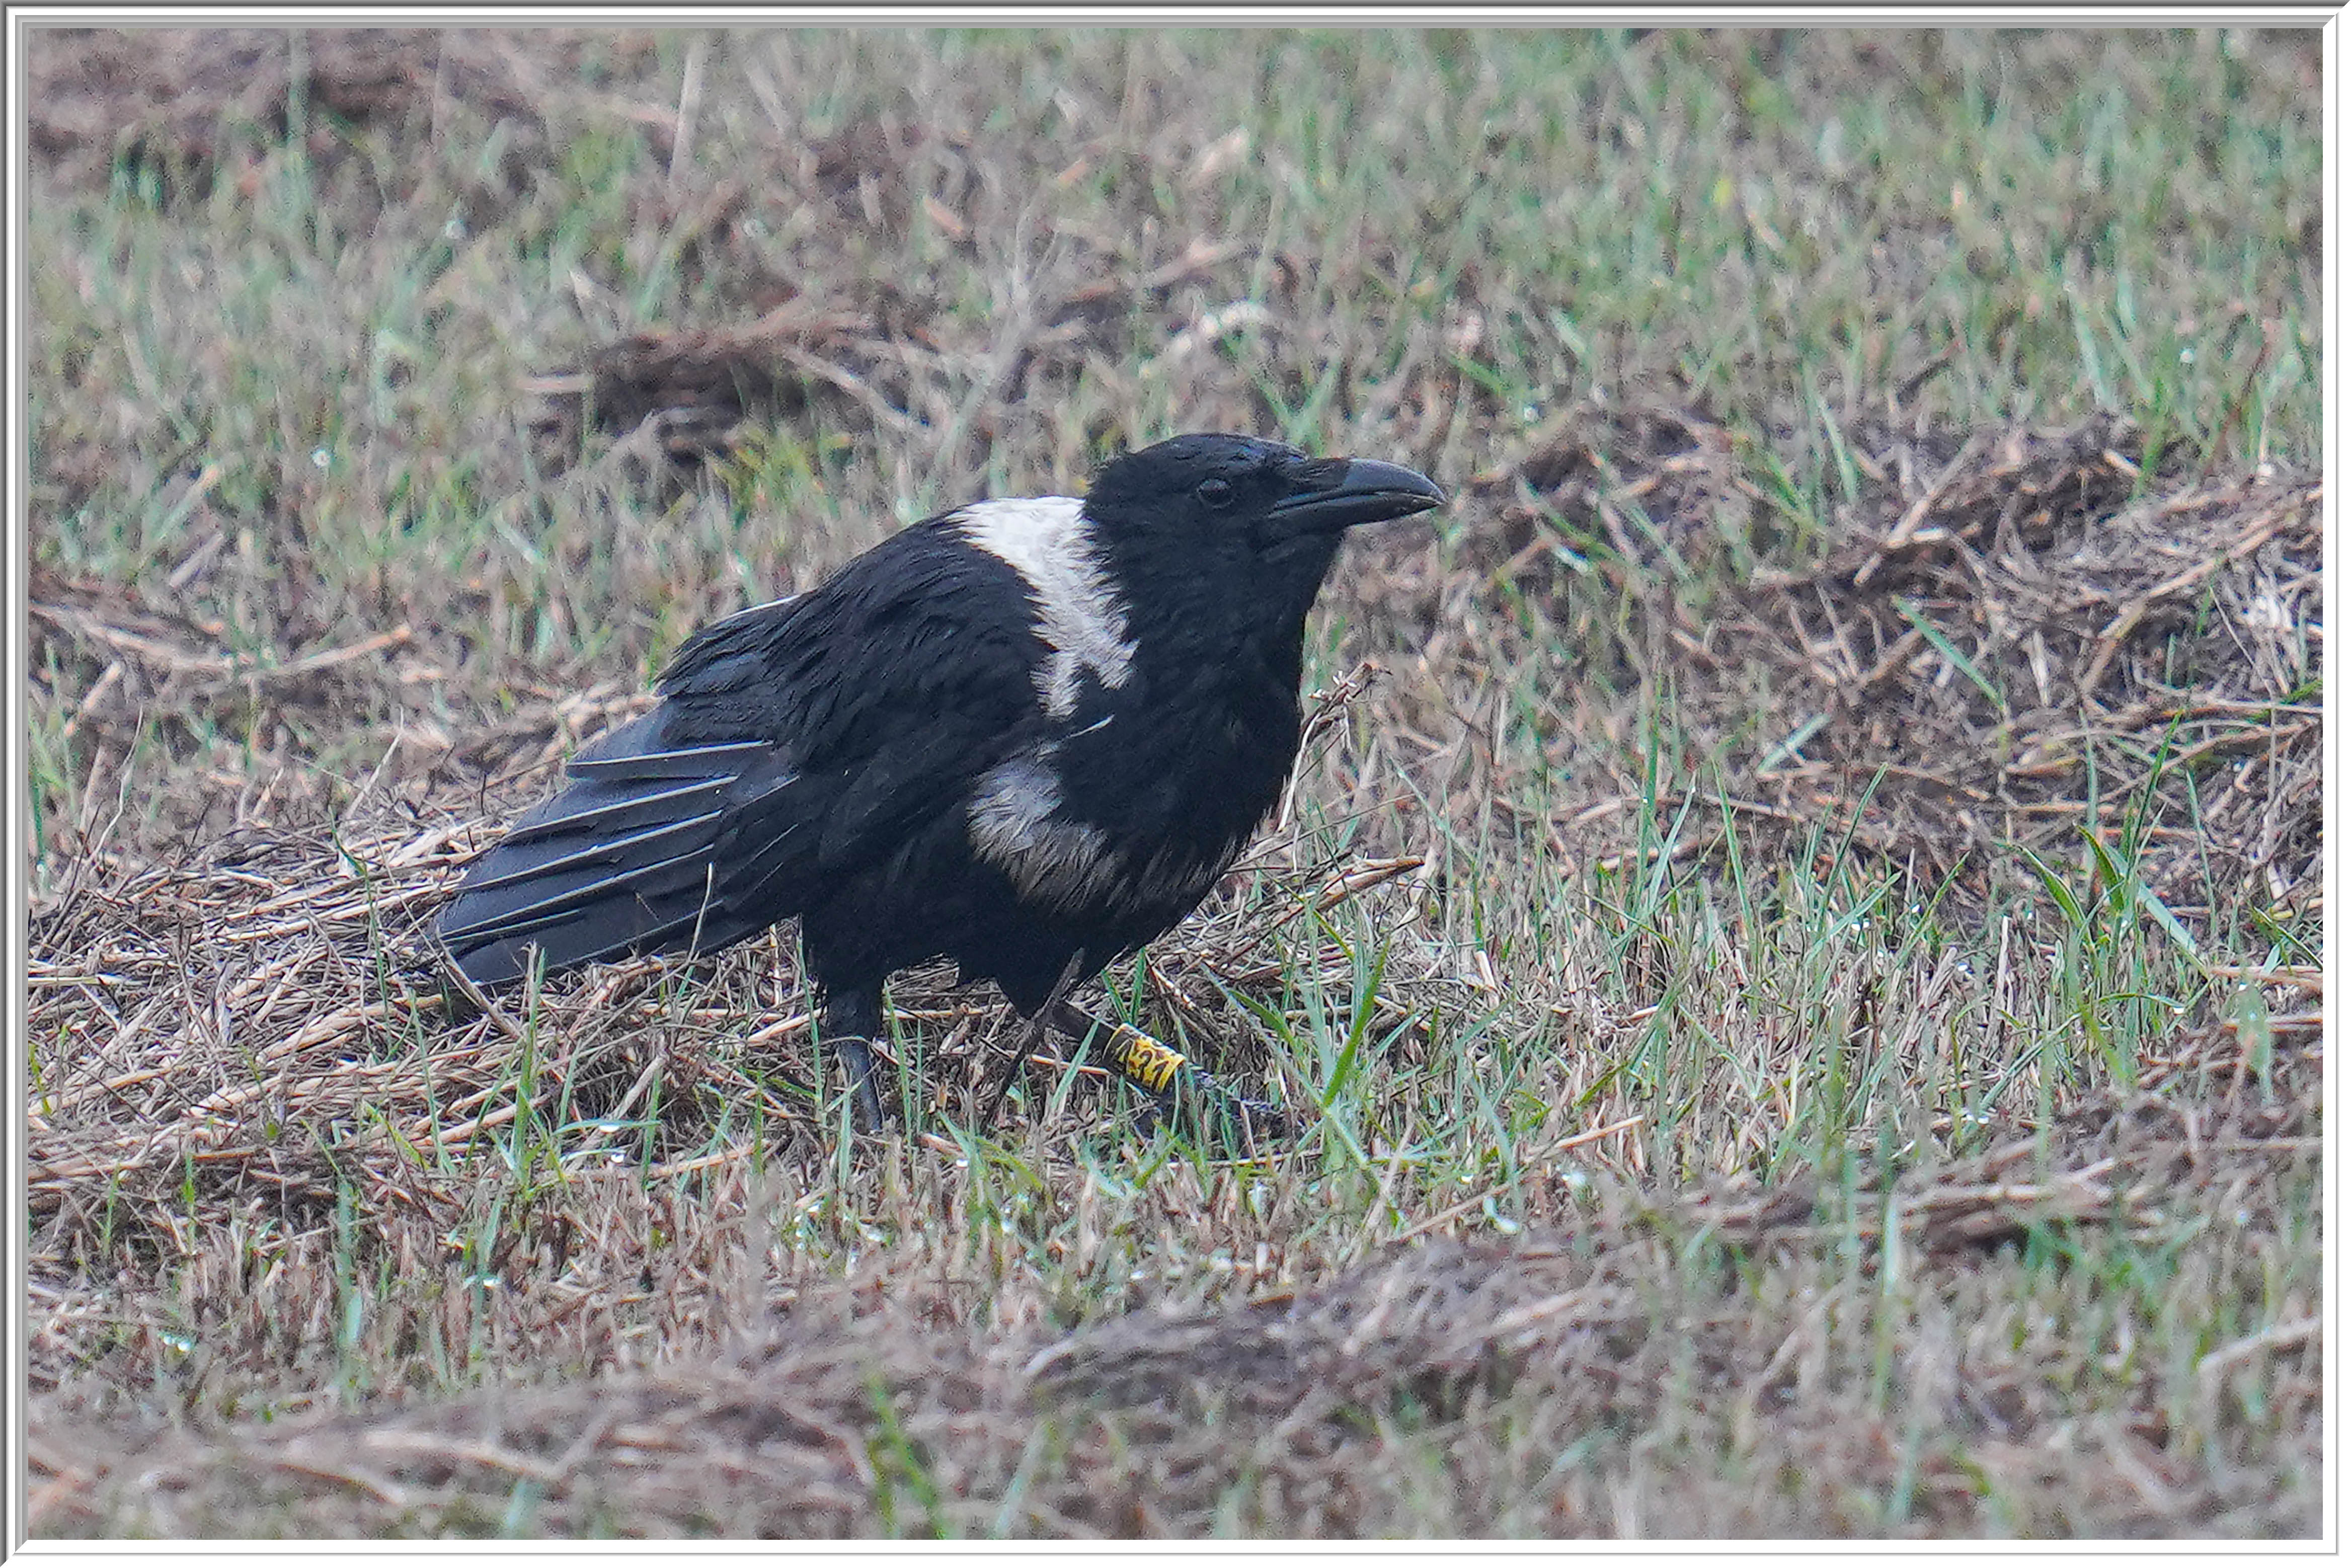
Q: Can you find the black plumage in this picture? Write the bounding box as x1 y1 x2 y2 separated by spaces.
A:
437 433 1445 1128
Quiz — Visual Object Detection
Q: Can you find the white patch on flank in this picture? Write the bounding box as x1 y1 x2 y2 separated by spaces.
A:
955 497 1136 719
968 751 1113 910
968 751 1256 919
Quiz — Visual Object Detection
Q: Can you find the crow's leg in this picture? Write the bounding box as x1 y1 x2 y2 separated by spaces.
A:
982 951 1087 1127
820 985 888 1133
1046 996 1292 1147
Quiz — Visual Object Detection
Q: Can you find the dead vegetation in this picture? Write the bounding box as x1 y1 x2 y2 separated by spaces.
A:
23 795 1383 1230
1435 404 2321 920
23 25 2321 1542
30 1166 2321 1537
29 400 2322 1221
25 27 644 197
26 393 2323 1537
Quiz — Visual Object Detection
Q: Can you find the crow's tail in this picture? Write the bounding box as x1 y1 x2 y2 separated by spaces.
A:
436 714 789 986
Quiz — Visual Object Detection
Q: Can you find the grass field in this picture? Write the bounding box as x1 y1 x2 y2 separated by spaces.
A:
23 26 2324 1538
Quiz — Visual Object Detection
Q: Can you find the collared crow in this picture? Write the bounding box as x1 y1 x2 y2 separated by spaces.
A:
436 433 1446 1130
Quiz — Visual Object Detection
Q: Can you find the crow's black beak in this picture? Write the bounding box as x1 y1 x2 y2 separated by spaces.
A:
1267 457 1447 534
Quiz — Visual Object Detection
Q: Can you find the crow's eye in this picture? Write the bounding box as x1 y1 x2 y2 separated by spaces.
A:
1197 477 1234 510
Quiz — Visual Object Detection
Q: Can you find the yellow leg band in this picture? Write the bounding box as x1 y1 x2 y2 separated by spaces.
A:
1105 1026 1187 1095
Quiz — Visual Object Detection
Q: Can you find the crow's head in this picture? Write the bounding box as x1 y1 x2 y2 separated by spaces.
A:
1082 434 1445 635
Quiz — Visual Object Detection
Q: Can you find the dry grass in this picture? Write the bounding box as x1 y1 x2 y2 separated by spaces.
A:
1447 404 2321 915
22 25 2322 1540
29 1113 2321 1538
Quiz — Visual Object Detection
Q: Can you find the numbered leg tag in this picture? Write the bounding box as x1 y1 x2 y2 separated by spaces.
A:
1106 1027 1188 1095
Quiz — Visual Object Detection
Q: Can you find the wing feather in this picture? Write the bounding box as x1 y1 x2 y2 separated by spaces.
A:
437 521 1050 988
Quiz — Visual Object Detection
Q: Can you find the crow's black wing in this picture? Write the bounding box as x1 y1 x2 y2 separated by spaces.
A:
438 524 1049 985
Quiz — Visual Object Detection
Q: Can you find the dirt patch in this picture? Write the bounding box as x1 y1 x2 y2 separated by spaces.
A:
25 27 647 195
526 305 889 467
521 228 1317 485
